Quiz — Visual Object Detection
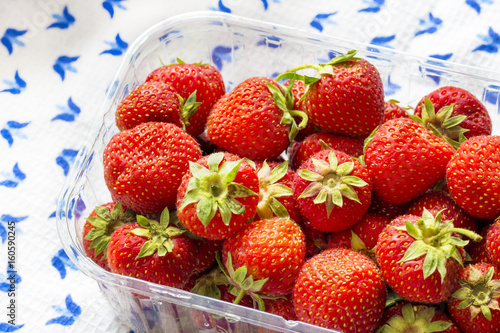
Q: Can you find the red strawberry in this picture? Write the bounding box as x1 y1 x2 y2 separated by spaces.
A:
221 218 305 302
293 248 386 333
176 152 259 240
288 132 364 170
254 160 301 223
115 80 192 131
367 191 410 220
103 122 202 214
447 263 500 333
283 78 319 141
293 149 372 233
278 50 385 138
383 99 410 123
107 209 197 289
413 86 492 142
376 210 481 303
486 217 500 267
406 190 478 233
364 117 455 205
296 218 328 259
377 302 460 333
206 76 307 161
468 225 493 266
145 59 226 136
446 135 500 219
83 202 136 270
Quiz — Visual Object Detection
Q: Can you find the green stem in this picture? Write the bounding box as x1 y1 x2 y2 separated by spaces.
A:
289 110 309 129
275 64 322 81
232 288 246 305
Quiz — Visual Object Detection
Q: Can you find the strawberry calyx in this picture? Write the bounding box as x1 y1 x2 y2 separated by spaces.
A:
256 160 293 219
297 150 369 217
190 266 230 299
395 209 482 283
378 303 452 333
178 90 201 128
409 97 468 150
129 207 186 259
84 202 136 259
217 252 269 311
451 266 500 321
265 79 308 141
179 152 258 227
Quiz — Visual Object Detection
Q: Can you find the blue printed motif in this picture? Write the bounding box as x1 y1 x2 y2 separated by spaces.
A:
46 294 81 326
52 98 81 122
47 6 75 29
473 27 500 53
359 0 385 13
211 45 234 70
466 0 492 14
103 0 127 18
370 35 395 49
415 13 442 37
212 0 231 13
0 164 26 188
53 56 79 81
100 34 128 56
384 76 401 96
0 263 22 293
256 35 282 49
1 121 30 147
0 323 24 332
56 149 79 176
1 29 27 55
425 53 453 85
310 12 337 32
0 215 27 244
1 71 26 95
52 249 78 279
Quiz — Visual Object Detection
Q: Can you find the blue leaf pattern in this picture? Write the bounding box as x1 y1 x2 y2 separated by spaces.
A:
0 163 26 188
51 249 78 279
1 71 26 94
1 121 29 147
103 0 127 18
0 215 26 244
359 0 385 13
47 6 75 29
310 12 337 32
415 13 442 37
100 34 128 55
0 323 24 332
466 0 492 14
1 29 27 55
53 56 79 81
52 97 81 122
473 27 500 53
0 263 22 293
46 294 81 326
56 149 79 176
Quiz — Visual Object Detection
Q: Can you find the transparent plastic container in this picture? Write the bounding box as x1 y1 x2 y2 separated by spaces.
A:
56 11 500 333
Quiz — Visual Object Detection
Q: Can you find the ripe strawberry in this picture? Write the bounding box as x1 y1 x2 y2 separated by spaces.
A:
83 202 136 270
221 218 305 302
145 59 226 136
383 99 410 122
114 80 195 131
446 135 500 219
103 122 202 215
413 86 492 142
293 149 372 233
206 76 307 161
288 132 364 170
293 248 386 332
278 50 385 138
296 218 328 259
447 263 500 333
406 190 478 233
283 78 319 141
367 191 410 220
327 213 391 261
468 225 493 266
486 217 500 267
376 210 481 303
364 117 455 205
107 209 197 289
377 302 460 333
176 152 259 240
254 160 301 223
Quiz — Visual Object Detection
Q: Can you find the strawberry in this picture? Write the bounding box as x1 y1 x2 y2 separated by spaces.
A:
406 190 478 233
447 263 500 333
296 218 328 259
288 132 364 170
413 86 492 143
293 149 372 233
145 59 226 136
254 160 301 223
176 152 259 240
367 191 410 220
293 248 386 332
221 217 305 303
114 80 194 131
206 76 307 161
107 208 197 289
277 50 385 138
446 135 500 219
377 302 460 333
468 225 493 266
283 78 319 141
103 122 202 215
364 117 455 205
83 202 136 270
486 217 500 267
375 210 481 303
383 99 410 122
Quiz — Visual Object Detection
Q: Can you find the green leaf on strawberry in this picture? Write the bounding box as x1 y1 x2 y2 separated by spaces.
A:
256 160 294 219
297 150 368 217
378 303 453 333
177 90 202 128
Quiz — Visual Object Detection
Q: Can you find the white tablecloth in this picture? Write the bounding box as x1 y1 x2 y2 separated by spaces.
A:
1 1 500 332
